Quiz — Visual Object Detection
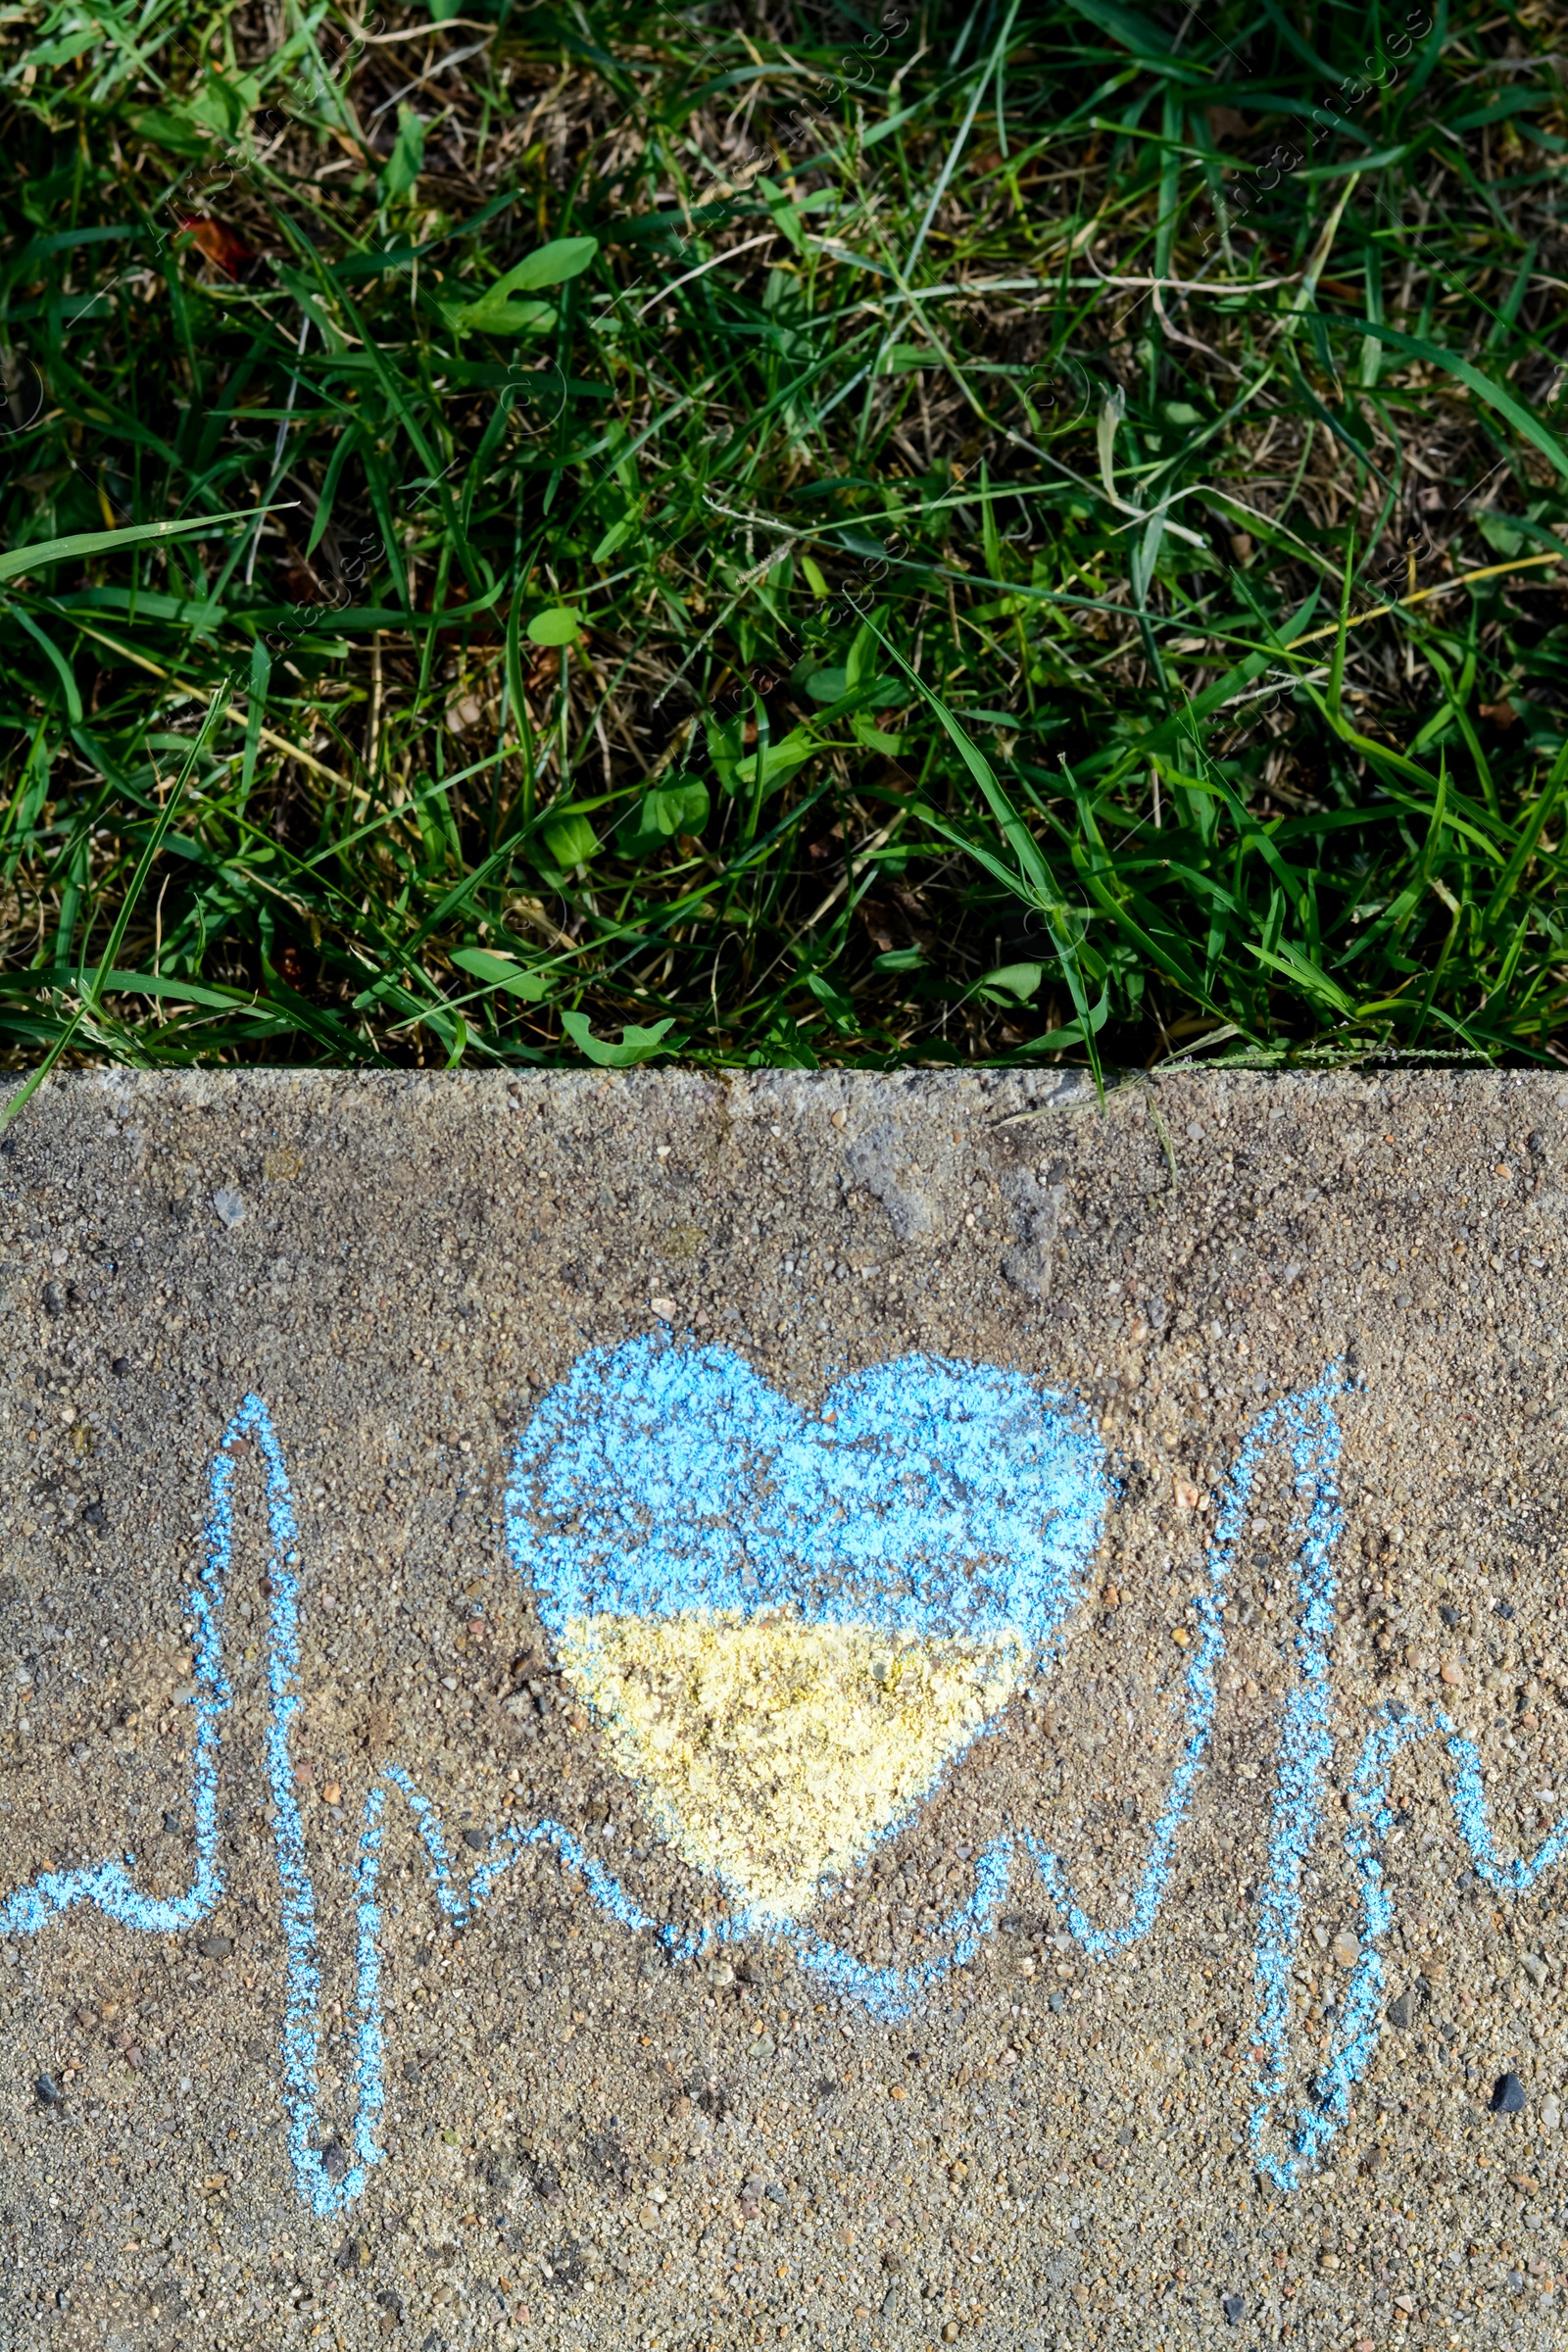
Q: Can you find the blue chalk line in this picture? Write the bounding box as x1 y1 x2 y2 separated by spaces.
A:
0 1396 660 2218
1244 1371 1352 2185
1021 1378 1318 1956
1 1372 1561 2212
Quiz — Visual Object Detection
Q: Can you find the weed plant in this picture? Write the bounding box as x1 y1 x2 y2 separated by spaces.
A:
1 0 1566 1075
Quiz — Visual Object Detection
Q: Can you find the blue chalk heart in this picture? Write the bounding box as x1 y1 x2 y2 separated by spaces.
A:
505 1340 1108 1925
509 1338 1107 1652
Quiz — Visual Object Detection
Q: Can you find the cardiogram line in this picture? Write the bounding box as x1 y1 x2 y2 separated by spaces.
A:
1 1375 1561 2213
0 1396 644 2216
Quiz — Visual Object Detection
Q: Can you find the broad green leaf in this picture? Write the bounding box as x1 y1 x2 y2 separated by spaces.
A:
21 28 99 68
805 970 858 1028
382 106 425 202
444 239 597 331
1029 989 1111 1050
487 237 599 294
806 664 903 710
617 774 710 856
542 811 598 868
560 1009 677 1065
20 28 99 66
735 727 817 790
449 947 551 1002
846 616 877 688
979 961 1044 1002
527 607 583 647
1477 514 1525 558
591 513 641 564
851 712 904 754
658 771 710 837
186 70 261 136
124 107 210 154
446 295 556 337
706 712 746 794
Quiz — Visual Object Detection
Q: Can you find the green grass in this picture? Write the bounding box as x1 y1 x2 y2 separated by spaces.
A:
2 0 1568 1076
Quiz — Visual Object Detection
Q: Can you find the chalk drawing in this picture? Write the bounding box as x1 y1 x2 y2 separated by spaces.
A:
508 1343 1110 1926
0 1354 1560 2214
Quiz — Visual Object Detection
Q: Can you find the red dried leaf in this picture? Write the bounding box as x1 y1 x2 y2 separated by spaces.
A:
174 215 256 280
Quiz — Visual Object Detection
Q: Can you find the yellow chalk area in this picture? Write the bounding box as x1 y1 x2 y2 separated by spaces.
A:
556 1608 1029 1925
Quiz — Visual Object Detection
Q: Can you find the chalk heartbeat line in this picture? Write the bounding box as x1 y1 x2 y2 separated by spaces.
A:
1 1380 1564 2215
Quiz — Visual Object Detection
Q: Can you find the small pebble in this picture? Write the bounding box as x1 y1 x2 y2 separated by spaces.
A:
1222 2291 1245 2324
212 1187 245 1228
196 1934 233 1959
1543 2094 1561 2132
1387 1989 1415 2031
1492 2072 1527 2115
1332 1929 1359 1968
33 2073 61 2106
